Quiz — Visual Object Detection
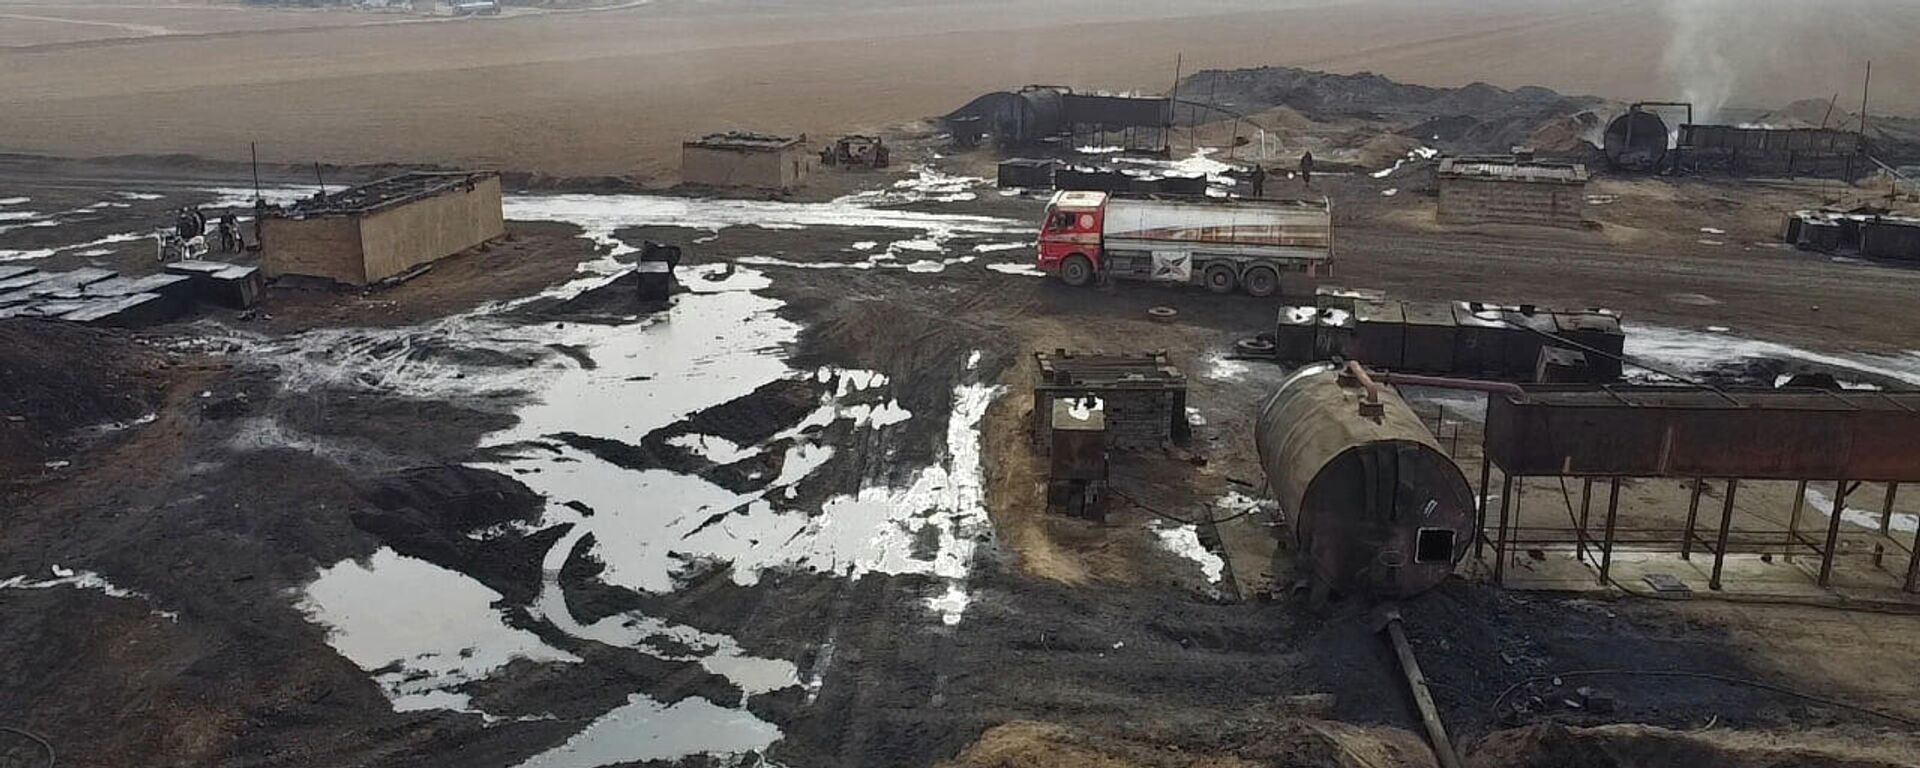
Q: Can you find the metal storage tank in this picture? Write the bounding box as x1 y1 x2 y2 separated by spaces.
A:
1256 364 1477 597
1604 110 1670 171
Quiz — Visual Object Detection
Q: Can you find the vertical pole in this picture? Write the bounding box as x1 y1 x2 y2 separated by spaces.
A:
1819 480 1848 587
1905 518 1920 593
1681 478 1703 560
1494 473 1514 583
1880 483 1899 535
313 162 327 196
1860 61 1873 139
1709 479 1738 590
1787 479 1807 561
1475 458 1492 560
1576 478 1593 563
1167 53 1182 154
1598 478 1621 585
250 141 262 202
1876 482 1899 568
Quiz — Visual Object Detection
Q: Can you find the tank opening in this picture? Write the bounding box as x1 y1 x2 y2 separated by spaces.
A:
1415 528 1455 563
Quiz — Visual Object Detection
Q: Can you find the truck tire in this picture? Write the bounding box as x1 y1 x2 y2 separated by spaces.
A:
1061 254 1094 287
1243 265 1280 298
1203 263 1237 294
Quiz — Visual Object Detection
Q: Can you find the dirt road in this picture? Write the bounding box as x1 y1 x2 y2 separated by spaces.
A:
1 0 1918 178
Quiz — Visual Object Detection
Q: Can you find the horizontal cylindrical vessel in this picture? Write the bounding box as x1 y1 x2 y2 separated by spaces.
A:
1256 365 1477 597
1604 111 1669 171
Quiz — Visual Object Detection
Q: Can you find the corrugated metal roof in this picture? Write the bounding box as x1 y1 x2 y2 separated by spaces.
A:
1439 157 1589 184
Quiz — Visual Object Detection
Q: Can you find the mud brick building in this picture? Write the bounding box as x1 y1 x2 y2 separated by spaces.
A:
682 132 814 190
1436 155 1589 230
261 171 505 286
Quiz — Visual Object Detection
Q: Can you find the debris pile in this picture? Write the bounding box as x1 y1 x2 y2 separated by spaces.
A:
0 260 258 327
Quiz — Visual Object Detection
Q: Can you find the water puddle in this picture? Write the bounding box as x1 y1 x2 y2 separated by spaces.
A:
298 548 579 716
513 693 779 768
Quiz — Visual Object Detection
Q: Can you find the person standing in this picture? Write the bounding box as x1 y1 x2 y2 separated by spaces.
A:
1299 151 1315 188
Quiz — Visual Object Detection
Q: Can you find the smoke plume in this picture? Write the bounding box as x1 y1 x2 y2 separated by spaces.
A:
1659 0 1740 123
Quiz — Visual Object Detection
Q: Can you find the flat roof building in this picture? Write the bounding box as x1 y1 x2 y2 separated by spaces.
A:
261 171 505 286
1436 155 1590 230
682 132 813 191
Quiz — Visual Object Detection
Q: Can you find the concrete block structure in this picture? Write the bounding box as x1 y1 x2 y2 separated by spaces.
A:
1436 156 1589 230
261 171 505 286
682 132 813 190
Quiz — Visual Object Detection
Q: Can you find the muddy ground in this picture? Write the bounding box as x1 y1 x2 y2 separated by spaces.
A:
5 146 1920 768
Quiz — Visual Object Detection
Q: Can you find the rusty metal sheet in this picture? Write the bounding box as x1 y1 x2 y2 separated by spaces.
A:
1486 386 1920 481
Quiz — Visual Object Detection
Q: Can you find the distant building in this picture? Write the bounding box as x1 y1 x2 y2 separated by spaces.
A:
1436 155 1589 230
681 132 813 190
261 171 505 286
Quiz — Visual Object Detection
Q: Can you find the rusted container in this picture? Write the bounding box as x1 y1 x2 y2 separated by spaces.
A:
1552 311 1624 381
1451 302 1508 375
1313 306 1356 360
1604 110 1669 171
1351 299 1406 370
1501 308 1560 377
1276 305 1319 363
1400 302 1457 373
1255 365 1478 597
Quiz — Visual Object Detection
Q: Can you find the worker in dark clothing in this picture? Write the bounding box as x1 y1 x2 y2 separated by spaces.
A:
1248 164 1267 198
253 198 269 250
175 208 198 240
218 213 241 253
1299 151 1315 188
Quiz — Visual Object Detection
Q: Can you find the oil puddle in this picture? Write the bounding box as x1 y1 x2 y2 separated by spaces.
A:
298 548 579 716
1624 323 1920 387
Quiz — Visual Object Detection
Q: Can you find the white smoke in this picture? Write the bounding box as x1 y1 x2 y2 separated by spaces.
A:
1659 0 1740 123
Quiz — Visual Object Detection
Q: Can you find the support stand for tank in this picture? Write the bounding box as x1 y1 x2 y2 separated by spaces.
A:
1494 473 1514 584
1709 479 1738 590
1577 478 1593 564
1475 458 1492 560
1786 480 1807 562
1598 478 1621 586
1680 478 1703 560
1376 608 1461 768
1819 480 1849 587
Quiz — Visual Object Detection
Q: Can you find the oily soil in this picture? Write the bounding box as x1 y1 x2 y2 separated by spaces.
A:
0 318 170 484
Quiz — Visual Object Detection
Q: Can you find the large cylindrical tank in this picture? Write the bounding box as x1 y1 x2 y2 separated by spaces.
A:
1603 110 1670 171
1255 365 1476 597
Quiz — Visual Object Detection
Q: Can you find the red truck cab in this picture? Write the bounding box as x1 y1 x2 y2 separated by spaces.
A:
1036 191 1107 286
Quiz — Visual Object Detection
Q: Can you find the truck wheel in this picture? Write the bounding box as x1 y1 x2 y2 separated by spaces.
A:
1243 266 1280 298
1203 264 1237 294
1061 254 1094 287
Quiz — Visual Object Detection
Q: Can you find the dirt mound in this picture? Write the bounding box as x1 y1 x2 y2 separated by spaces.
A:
1183 67 1601 156
1466 723 1917 768
0 319 169 482
941 719 1436 768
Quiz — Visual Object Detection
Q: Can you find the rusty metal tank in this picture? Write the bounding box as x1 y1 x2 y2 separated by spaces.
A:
1603 110 1670 171
1255 364 1477 597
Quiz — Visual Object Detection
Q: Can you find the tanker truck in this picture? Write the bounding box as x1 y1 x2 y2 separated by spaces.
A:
1034 190 1332 297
